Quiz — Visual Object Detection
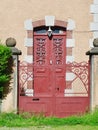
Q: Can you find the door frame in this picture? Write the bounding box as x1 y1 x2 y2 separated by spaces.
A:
33 28 66 96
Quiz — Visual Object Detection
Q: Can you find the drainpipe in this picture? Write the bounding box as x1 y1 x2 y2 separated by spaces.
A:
86 38 98 111
6 37 22 113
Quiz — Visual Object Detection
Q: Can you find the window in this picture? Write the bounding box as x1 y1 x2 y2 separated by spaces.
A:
34 26 66 34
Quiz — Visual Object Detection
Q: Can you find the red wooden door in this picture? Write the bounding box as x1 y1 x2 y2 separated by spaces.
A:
33 28 66 116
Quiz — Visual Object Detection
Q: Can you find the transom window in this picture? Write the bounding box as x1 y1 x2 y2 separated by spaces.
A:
34 26 66 34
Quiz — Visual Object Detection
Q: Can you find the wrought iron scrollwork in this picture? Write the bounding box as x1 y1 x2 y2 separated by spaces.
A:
66 61 89 94
19 62 33 96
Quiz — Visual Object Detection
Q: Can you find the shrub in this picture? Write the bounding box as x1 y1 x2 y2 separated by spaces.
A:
0 43 12 99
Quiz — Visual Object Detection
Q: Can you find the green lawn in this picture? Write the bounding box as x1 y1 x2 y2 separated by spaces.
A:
0 110 98 129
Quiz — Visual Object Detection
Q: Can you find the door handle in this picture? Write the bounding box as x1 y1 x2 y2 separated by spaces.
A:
50 60 52 64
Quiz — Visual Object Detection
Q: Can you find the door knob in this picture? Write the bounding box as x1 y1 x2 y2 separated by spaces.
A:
50 60 52 64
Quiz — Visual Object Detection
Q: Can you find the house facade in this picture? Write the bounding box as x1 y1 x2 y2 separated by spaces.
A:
0 0 98 117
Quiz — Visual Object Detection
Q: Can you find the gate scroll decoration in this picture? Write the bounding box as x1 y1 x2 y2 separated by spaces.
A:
19 62 34 96
65 61 90 96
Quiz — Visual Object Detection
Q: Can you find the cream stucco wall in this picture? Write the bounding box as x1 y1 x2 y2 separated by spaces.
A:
0 0 94 112
0 0 93 61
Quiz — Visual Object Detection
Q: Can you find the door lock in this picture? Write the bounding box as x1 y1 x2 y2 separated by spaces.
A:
56 87 59 91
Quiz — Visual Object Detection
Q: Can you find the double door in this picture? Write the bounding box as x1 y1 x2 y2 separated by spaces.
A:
33 34 66 116
34 34 66 98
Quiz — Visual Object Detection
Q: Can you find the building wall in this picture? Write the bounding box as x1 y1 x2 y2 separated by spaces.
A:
0 0 93 61
0 0 94 112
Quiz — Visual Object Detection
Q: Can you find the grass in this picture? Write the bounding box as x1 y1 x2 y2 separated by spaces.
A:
0 110 98 127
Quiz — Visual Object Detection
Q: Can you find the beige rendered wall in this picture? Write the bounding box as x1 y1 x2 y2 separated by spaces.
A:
0 0 93 61
0 0 93 112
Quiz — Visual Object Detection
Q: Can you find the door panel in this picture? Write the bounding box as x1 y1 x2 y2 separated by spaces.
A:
34 36 49 65
52 36 66 96
34 35 51 96
52 36 66 65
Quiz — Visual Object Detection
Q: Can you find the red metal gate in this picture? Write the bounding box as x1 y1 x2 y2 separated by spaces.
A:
18 27 90 117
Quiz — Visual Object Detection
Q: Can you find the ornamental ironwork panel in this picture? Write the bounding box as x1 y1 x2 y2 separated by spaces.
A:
53 38 63 64
35 38 46 65
65 61 90 97
19 62 33 96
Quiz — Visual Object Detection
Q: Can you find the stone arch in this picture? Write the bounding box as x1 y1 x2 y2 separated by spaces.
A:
32 19 67 28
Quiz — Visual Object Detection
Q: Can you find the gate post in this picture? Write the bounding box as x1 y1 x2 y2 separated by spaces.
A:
86 38 98 111
6 38 22 112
